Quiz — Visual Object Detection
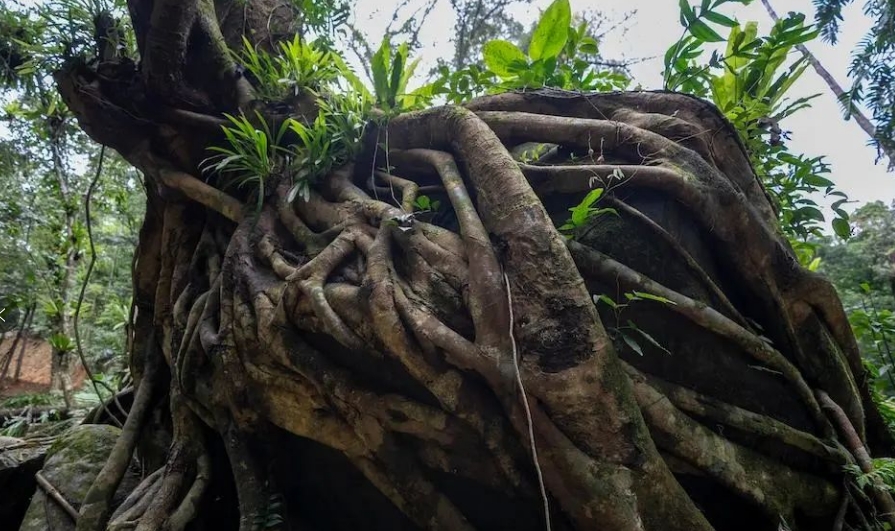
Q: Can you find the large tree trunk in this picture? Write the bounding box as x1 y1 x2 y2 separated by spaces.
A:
53 2 895 530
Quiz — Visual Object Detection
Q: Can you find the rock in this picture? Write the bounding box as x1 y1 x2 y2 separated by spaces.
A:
0 435 51 527
17 424 137 531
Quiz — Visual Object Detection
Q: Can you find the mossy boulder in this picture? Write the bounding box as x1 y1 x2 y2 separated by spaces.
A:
18 424 135 531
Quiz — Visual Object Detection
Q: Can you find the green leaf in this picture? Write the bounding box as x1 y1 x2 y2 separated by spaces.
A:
371 37 392 105
620 332 644 356
578 37 599 55
832 217 851 239
679 0 696 25
580 188 604 208
627 321 671 354
688 19 724 42
483 40 528 78
528 0 571 61
594 294 618 309
703 10 737 27
389 45 406 107
629 291 677 305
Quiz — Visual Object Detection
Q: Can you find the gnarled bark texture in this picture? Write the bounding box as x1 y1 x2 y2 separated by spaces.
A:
52 1 895 530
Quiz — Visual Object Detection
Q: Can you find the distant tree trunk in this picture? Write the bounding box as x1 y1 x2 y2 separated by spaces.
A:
0 304 33 381
55 2 895 530
46 135 79 408
760 0 895 167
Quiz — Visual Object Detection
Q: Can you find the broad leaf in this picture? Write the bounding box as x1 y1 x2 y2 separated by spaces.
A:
832 217 851 239
483 40 528 77
688 19 724 42
620 332 644 356
703 10 737 27
371 37 392 105
528 0 571 61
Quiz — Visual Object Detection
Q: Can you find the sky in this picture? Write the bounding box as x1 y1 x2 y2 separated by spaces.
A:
352 0 895 228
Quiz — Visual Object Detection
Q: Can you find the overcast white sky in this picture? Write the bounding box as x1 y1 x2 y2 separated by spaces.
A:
353 0 895 227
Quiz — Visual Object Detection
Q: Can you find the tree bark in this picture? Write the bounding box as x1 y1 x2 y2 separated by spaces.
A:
51 3 895 530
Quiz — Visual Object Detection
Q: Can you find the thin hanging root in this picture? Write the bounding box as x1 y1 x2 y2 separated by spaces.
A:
400 148 509 350
282 228 370 350
390 281 535 492
394 282 644 530
622 362 846 464
504 271 551 531
158 170 243 222
603 196 750 330
568 240 831 434
818 390 895 527
76 336 161 531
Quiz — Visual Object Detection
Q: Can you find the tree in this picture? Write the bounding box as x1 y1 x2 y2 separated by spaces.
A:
759 0 895 169
13 0 895 529
0 1 143 403
813 0 895 169
444 0 529 70
817 201 895 388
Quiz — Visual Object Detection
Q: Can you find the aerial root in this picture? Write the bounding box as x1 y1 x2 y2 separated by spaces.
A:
622 362 846 465
603 196 750 329
568 240 831 434
107 468 165 530
158 169 243 222
76 336 161 531
818 390 895 527
282 227 371 350
475 111 699 168
396 148 509 350
132 390 208 531
164 450 210 531
630 372 840 522
368 170 420 211
518 163 696 200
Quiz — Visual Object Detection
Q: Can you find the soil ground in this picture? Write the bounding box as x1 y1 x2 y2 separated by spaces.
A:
0 335 86 398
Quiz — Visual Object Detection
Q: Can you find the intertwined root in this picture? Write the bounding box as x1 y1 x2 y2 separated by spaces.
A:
77 90 893 531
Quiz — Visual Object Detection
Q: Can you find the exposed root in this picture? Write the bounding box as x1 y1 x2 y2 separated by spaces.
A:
629 372 840 524
604 196 749 329
370 170 419 212
57 76 893 530
158 170 243 222
107 468 165 529
623 362 845 465
818 390 895 527
77 334 161 531
568 240 831 434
